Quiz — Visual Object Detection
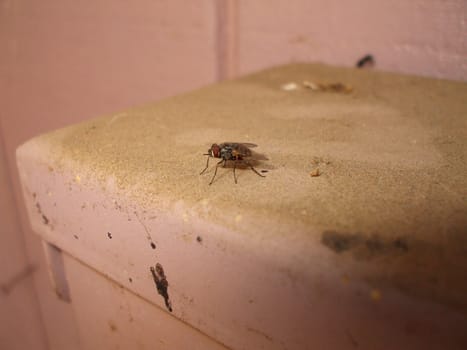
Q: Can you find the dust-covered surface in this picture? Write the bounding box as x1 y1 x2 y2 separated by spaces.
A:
27 63 467 311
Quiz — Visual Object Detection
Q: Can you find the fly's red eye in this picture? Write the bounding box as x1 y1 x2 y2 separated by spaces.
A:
211 144 220 157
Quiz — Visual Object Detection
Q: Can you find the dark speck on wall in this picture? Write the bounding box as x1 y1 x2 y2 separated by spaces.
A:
150 242 156 249
196 236 203 243
107 232 112 239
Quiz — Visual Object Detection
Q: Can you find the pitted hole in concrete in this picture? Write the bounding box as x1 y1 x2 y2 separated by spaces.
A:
34 201 52 228
150 263 172 312
134 211 156 250
41 214 49 225
108 320 117 332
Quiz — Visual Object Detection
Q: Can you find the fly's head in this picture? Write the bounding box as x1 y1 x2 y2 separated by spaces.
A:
208 143 221 158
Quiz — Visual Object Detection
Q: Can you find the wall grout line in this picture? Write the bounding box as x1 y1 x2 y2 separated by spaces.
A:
215 0 238 81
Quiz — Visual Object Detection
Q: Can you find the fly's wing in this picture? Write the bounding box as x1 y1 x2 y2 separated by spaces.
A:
237 143 268 161
222 142 258 149
239 143 258 148
247 149 269 161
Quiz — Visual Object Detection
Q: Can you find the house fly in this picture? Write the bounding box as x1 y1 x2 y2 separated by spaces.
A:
200 142 268 185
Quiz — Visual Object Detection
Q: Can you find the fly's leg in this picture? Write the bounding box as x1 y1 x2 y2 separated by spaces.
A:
209 159 225 185
200 156 211 175
233 161 238 184
232 154 241 184
246 161 266 178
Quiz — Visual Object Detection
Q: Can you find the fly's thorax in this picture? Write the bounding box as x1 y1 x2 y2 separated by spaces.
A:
220 146 233 160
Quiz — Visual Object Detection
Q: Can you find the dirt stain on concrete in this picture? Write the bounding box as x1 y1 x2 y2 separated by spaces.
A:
150 263 172 312
321 227 467 313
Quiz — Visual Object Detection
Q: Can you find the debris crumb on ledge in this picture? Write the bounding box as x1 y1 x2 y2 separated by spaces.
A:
281 82 299 91
310 168 320 177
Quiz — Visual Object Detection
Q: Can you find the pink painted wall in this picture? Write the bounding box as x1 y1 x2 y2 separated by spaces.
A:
0 0 465 348
0 134 48 350
237 0 467 80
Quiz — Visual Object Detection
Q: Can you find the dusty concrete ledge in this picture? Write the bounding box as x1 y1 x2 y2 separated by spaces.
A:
17 64 467 349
